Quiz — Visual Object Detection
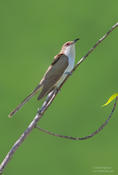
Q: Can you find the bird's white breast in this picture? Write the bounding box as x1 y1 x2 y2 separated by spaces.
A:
65 55 75 73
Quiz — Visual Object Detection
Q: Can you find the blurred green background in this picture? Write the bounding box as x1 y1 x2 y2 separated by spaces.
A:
0 0 118 174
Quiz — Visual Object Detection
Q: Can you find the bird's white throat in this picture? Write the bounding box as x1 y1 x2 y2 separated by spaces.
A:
63 44 75 72
63 44 75 60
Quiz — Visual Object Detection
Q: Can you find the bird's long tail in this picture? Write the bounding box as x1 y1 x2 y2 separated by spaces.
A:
8 84 42 118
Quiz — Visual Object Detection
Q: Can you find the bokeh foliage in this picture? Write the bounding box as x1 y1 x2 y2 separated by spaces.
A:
0 0 118 174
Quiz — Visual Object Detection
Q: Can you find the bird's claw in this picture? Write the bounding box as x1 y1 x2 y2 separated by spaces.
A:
64 72 72 75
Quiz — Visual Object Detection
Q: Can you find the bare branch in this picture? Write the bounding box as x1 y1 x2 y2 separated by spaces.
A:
59 22 118 88
0 22 118 174
0 92 56 174
36 97 118 140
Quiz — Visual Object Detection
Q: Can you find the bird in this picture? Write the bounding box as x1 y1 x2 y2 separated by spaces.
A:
8 38 79 118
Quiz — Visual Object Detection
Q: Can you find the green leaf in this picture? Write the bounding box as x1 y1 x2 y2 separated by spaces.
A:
103 93 118 107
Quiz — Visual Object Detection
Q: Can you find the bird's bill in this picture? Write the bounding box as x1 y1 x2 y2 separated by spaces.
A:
73 38 80 44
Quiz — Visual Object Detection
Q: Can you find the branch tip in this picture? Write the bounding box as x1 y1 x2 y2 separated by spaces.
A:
0 22 118 174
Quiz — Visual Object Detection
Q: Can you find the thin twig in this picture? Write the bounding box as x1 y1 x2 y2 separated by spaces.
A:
36 97 118 140
0 22 118 174
59 22 118 88
0 92 56 174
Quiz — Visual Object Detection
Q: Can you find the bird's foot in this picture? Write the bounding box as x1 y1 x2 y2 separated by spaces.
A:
64 71 72 75
55 87 61 93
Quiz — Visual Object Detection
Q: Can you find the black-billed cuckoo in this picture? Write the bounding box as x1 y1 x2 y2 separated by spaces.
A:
9 38 79 117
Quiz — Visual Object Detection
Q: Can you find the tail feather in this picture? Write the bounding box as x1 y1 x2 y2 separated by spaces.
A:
8 84 42 118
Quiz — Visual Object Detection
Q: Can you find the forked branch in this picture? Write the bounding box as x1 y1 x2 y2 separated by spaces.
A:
36 97 118 140
0 22 118 174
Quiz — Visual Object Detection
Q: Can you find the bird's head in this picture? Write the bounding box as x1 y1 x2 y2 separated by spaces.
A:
60 38 79 58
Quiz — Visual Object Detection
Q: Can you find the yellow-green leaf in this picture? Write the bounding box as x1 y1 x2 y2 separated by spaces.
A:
103 93 118 107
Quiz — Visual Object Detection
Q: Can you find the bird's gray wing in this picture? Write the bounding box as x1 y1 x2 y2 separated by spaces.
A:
37 54 68 100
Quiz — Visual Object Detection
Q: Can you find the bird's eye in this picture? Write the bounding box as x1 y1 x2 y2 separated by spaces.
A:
66 43 70 46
